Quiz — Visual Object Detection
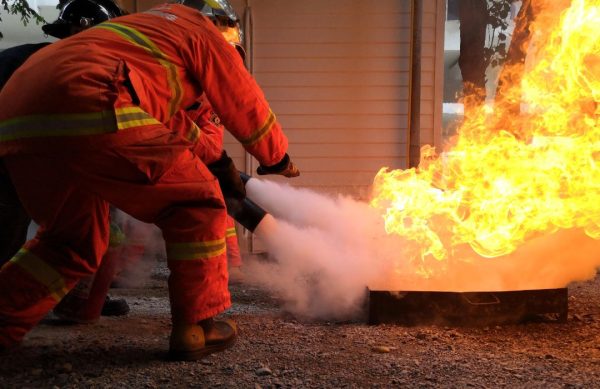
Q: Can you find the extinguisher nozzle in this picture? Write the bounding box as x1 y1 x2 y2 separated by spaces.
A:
239 171 251 185
225 197 267 232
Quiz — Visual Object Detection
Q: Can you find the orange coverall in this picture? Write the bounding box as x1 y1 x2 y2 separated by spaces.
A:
0 4 287 347
170 95 242 267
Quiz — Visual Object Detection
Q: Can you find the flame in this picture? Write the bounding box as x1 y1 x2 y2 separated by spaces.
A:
370 0 600 275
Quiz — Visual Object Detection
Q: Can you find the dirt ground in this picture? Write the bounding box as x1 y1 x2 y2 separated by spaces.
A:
1 258 599 389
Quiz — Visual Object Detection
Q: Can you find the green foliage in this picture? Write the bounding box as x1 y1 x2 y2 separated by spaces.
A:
484 0 513 69
0 0 47 38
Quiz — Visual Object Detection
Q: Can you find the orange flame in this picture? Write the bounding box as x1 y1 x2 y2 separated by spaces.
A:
370 0 599 275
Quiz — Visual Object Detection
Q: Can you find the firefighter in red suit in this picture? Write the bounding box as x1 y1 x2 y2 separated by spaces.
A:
0 0 299 360
0 0 132 320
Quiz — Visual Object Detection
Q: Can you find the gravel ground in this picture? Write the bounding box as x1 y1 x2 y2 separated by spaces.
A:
1 259 599 389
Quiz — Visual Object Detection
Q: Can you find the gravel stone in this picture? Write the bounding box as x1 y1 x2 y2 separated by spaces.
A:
1 260 599 388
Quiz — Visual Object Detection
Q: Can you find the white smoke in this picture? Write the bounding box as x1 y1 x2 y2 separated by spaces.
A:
109 209 164 288
242 178 600 320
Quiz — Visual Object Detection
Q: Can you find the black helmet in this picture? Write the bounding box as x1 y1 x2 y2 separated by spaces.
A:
42 0 124 39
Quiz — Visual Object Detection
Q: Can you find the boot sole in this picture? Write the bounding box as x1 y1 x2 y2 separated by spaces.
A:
168 333 237 361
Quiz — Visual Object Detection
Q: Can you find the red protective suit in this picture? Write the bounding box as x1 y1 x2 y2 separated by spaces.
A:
170 95 243 267
0 3 288 348
53 211 147 323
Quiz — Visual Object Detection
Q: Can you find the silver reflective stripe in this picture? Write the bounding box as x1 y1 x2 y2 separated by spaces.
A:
0 107 162 142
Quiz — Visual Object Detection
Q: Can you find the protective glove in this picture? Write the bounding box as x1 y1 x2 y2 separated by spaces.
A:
256 153 300 177
208 151 246 200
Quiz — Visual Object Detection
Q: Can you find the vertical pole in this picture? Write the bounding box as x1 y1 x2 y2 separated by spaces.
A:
242 0 257 253
408 0 422 168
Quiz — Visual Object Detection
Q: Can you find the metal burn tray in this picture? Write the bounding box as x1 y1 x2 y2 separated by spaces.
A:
367 288 568 326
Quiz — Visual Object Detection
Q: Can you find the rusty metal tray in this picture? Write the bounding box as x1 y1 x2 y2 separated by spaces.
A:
367 288 568 326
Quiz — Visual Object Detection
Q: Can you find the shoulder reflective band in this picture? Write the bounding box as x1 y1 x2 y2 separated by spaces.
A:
166 238 227 261
9 249 69 302
0 107 161 142
238 110 276 147
96 22 183 117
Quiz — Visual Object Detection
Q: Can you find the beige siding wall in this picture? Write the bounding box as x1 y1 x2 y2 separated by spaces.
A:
225 0 414 199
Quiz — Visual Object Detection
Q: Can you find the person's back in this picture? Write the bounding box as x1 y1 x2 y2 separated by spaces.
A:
0 4 287 166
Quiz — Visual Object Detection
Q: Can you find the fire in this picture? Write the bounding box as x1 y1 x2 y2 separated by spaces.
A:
370 0 600 275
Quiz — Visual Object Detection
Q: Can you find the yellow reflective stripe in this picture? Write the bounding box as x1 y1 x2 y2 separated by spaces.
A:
226 227 237 238
115 106 162 130
0 107 161 141
9 249 69 302
97 23 183 116
239 110 276 147
0 111 116 142
166 239 227 261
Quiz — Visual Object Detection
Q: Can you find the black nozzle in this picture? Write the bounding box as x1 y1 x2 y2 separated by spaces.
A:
225 197 267 232
239 171 251 185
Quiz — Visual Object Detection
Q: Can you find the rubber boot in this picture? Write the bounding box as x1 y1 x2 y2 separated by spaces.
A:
100 296 130 316
169 318 237 361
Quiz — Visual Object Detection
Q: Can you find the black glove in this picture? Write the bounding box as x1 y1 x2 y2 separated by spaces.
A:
256 153 300 177
207 151 246 200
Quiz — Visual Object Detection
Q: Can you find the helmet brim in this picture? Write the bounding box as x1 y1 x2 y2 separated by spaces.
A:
42 23 71 39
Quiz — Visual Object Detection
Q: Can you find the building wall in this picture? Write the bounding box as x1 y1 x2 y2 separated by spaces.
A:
231 0 436 201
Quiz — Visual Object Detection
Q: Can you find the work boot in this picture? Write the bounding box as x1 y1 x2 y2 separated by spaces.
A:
169 318 237 361
101 296 130 316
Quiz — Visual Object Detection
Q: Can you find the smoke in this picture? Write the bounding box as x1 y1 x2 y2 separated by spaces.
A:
242 178 600 321
109 209 164 288
243 178 391 321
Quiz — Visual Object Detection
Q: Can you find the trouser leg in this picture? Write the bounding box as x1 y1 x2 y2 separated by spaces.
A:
0 168 31 266
0 155 110 347
225 216 242 267
0 126 232 349
53 245 122 323
60 134 230 325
